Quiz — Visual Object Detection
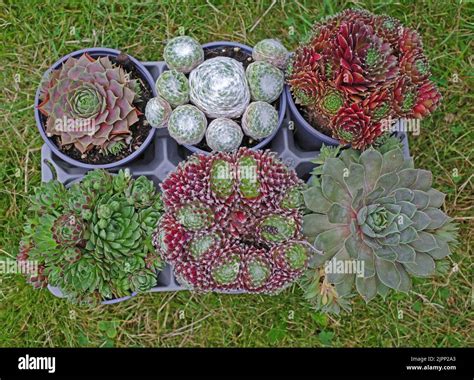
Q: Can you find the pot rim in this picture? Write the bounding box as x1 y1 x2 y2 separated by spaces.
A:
34 47 157 170
183 40 287 155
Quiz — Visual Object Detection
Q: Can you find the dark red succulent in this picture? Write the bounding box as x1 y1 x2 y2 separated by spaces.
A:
153 148 310 293
330 103 382 149
288 9 441 150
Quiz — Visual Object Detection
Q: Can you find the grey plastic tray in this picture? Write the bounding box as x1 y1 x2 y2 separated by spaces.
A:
42 61 410 303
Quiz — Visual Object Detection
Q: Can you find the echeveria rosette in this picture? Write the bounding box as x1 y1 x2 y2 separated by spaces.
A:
302 144 458 312
18 169 165 304
38 54 140 154
153 147 310 293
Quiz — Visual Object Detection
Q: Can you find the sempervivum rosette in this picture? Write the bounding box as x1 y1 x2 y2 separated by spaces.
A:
330 103 382 149
246 61 284 103
252 39 289 69
302 143 458 313
288 9 442 150
153 148 311 293
189 56 250 118
205 118 243 152
18 169 165 304
163 36 204 73
38 53 140 154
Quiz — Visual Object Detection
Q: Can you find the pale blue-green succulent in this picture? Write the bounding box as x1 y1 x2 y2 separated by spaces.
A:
302 144 458 313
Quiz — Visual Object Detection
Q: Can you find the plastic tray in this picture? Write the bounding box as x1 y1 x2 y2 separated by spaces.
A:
43 61 410 303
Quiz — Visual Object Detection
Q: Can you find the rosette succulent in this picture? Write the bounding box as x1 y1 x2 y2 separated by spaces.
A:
168 104 207 145
145 96 172 128
252 39 289 69
288 9 442 149
18 169 164 304
302 143 458 313
163 36 204 73
155 70 190 107
153 148 311 293
38 53 141 154
205 118 243 152
189 56 250 118
241 101 279 140
246 61 284 103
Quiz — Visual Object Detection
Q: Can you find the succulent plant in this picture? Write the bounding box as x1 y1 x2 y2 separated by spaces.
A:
189 56 250 118
288 9 441 150
241 101 279 140
155 70 190 107
38 53 141 154
153 148 310 293
145 96 172 128
301 143 458 313
168 104 207 145
163 36 204 73
246 61 284 103
18 169 164 304
252 39 289 69
205 118 243 152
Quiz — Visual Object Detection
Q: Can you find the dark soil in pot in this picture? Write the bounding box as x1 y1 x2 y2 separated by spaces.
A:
40 54 152 165
191 46 281 153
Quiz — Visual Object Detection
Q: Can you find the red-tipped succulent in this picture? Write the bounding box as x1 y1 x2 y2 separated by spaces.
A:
153 148 311 293
38 53 140 154
288 9 441 150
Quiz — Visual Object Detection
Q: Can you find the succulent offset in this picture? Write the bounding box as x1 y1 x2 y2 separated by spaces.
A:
301 143 458 313
168 104 207 145
18 169 164 304
38 53 141 154
252 39 289 69
145 96 172 128
288 9 442 149
242 101 279 140
189 56 250 118
163 36 204 73
246 61 284 103
205 118 243 152
153 148 311 293
155 70 190 107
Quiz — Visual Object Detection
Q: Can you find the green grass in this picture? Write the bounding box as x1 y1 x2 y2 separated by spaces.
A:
0 0 472 347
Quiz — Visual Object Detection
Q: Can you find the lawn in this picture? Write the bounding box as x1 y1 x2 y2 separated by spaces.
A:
0 0 472 347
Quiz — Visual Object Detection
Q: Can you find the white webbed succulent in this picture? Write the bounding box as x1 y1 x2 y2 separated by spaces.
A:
168 104 207 145
205 118 243 152
163 36 204 73
145 97 172 128
189 56 250 119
